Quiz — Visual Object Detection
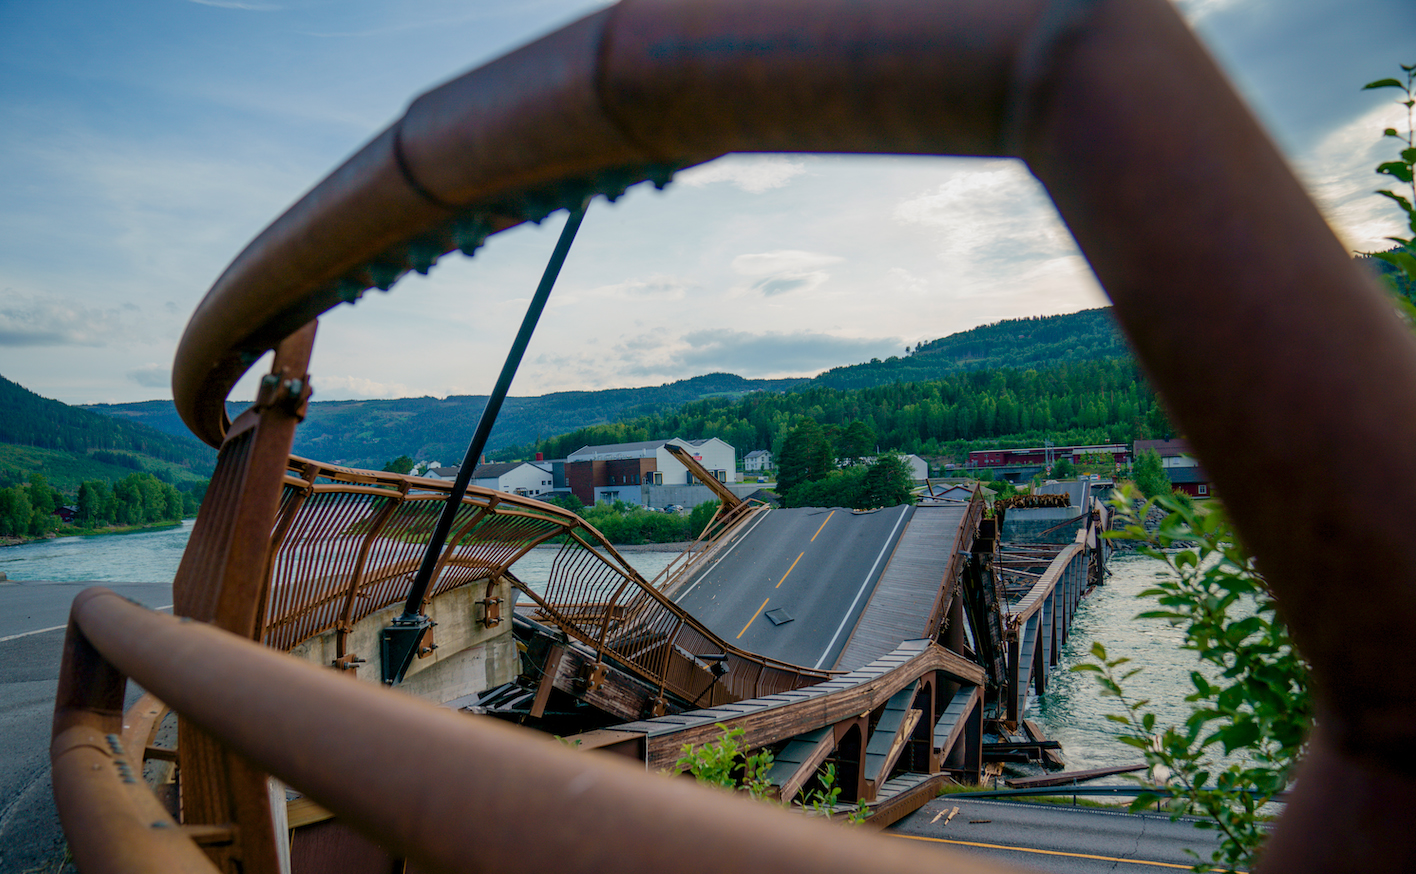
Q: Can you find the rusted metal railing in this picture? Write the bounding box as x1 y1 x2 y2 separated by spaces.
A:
263 457 832 702
55 589 1009 874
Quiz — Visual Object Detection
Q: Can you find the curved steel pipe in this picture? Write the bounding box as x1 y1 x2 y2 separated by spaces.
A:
61 589 1016 874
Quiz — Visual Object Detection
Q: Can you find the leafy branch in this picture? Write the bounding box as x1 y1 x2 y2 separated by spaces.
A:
675 725 870 822
1364 64 1416 317
1075 488 1311 873
676 724 776 802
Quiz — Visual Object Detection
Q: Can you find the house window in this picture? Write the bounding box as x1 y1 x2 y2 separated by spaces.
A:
1198 484 1209 495
653 472 663 485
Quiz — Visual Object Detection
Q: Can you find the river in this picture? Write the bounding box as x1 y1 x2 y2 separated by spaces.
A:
1 525 1194 768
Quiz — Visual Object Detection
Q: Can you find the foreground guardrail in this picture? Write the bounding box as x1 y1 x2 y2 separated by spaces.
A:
53 589 1008 874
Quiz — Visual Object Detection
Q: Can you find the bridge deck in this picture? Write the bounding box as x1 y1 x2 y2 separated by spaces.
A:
833 503 972 671
673 505 915 669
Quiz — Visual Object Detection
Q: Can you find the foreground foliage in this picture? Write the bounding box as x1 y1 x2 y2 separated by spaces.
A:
1075 489 1310 873
1363 63 1416 317
676 725 868 823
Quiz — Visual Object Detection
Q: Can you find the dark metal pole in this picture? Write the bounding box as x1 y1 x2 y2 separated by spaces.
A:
382 203 587 683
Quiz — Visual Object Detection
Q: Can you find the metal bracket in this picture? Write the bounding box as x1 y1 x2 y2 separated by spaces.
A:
583 662 607 694
380 616 436 685
254 371 314 420
647 696 669 718
331 653 366 673
479 596 503 627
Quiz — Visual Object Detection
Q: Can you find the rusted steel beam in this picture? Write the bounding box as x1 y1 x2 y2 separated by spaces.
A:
663 443 742 508
63 590 1020 874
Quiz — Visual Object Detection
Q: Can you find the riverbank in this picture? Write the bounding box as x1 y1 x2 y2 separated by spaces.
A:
612 540 699 553
0 519 186 549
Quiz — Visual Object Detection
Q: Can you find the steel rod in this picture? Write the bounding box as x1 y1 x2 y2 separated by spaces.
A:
399 203 587 620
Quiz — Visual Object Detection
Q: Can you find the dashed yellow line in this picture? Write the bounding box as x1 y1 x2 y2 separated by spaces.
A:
776 552 804 588
737 598 771 639
891 833 1210 870
810 509 835 542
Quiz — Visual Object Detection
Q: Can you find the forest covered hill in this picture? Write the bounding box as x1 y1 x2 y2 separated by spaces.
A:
0 374 214 493
81 306 1138 469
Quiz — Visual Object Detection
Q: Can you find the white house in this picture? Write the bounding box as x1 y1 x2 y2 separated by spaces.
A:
743 449 773 472
655 437 736 485
420 462 556 497
564 437 738 506
471 461 555 496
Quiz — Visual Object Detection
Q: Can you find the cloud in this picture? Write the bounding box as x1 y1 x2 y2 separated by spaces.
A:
1173 0 1244 21
731 249 843 297
127 364 171 388
586 274 700 301
311 375 413 400
627 329 905 377
1295 100 1413 251
678 156 808 193
0 295 121 347
893 162 1074 266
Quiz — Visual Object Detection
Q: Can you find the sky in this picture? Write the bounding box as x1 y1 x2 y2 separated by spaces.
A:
0 0 1412 408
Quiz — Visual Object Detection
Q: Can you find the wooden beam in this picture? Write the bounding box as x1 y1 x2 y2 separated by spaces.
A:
640 644 983 772
527 644 564 719
764 726 836 803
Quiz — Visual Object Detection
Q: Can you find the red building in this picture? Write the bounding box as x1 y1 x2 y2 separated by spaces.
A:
968 443 1130 469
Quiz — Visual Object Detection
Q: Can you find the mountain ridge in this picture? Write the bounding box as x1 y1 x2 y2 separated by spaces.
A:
79 306 1129 469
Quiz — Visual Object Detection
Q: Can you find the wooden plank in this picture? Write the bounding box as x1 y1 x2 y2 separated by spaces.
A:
527 644 565 719
1022 717 1066 769
639 642 984 771
286 795 335 829
764 726 835 803
552 644 661 723
865 709 921 799
934 685 982 760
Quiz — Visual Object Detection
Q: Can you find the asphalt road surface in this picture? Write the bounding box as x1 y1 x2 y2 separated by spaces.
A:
891 796 1230 872
675 505 913 669
0 579 172 873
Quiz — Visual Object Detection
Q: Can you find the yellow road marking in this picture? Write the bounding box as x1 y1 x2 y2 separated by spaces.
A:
809 509 835 542
891 833 1212 870
776 552 804 588
737 598 770 639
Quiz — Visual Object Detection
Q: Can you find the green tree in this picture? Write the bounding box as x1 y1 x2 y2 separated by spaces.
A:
76 480 112 528
1131 448 1170 499
26 474 59 537
0 486 32 537
688 500 721 539
382 455 415 475
835 420 875 463
1049 457 1075 479
776 418 834 498
788 467 866 509
546 493 585 514
860 454 914 507
113 476 142 525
